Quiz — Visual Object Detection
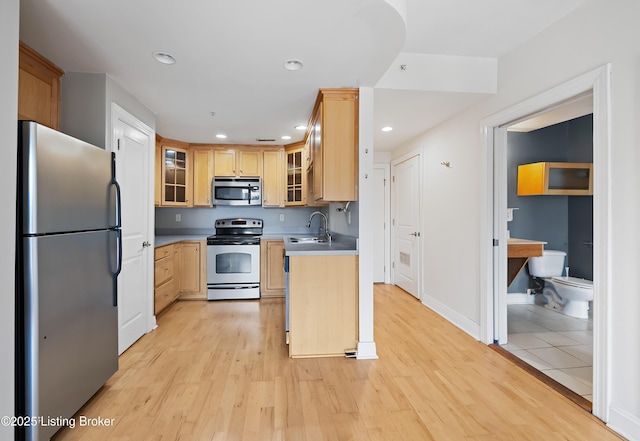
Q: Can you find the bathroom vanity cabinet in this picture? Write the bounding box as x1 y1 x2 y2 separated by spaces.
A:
517 162 593 196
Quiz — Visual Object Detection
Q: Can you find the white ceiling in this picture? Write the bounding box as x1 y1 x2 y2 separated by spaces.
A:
18 0 585 151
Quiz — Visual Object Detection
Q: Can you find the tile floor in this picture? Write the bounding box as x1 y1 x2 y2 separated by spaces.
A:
501 303 593 401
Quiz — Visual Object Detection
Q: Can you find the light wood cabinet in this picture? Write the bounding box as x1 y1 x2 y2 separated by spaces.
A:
154 244 180 315
18 42 64 130
262 149 285 207
260 240 285 298
517 162 593 196
192 148 214 206
285 142 306 206
154 136 162 207
178 241 207 300
307 89 358 203
160 141 191 206
214 148 263 177
289 254 358 358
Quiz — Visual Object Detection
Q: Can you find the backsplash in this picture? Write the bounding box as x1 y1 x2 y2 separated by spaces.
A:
155 205 337 236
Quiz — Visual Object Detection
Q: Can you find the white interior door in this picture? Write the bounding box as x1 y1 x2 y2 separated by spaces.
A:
112 105 154 354
393 155 421 298
373 166 388 283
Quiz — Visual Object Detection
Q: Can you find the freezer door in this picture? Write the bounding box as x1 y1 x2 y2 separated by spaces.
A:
20 121 117 235
22 230 118 441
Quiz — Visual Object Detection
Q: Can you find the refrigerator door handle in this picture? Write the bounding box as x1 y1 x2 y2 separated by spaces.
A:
110 157 123 307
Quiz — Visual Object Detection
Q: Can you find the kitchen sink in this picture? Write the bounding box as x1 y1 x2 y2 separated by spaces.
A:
288 236 328 244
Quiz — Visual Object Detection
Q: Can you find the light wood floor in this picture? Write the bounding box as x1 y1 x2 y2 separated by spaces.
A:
52 284 623 441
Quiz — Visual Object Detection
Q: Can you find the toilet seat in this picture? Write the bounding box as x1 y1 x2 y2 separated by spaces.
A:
550 276 593 289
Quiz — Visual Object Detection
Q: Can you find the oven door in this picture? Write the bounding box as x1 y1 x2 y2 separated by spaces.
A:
207 244 260 285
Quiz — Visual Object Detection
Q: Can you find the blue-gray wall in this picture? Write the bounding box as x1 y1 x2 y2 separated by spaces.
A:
507 114 593 294
155 205 330 236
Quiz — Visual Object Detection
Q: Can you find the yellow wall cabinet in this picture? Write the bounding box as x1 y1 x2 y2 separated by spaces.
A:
260 240 285 298
262 149 285 207
517 162 593 196
214 148 263 177
18 41 64 130
289 254 358 358
192 148 214 206
307 89 358 203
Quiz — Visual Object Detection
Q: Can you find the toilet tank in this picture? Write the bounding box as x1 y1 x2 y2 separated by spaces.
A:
528 250 566 277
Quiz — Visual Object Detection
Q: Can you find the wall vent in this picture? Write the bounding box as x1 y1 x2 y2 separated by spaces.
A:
256 138 276 142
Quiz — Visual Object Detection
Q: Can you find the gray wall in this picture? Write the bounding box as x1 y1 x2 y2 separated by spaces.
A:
60 72 156 149
155 205 330 236
507 114 593 294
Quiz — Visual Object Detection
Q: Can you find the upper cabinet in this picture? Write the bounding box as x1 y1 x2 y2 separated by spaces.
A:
307 89 358 203
285 141 306 206
517 162 593 196
192 147 214 207
262 148 285 207
214 148 263 177
160 140 191 206
18 42 64 130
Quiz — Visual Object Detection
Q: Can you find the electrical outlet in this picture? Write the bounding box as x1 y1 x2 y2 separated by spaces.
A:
176 213 181 222
279 213 285 221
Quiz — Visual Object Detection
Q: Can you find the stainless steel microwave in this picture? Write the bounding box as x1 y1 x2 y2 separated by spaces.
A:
212 177 262 206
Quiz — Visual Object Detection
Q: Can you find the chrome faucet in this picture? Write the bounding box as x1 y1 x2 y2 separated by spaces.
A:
306 211 331 242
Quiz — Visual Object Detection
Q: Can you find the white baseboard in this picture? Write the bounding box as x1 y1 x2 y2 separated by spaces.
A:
507 293 536 305
608 405 640 441
421 293 480 341
356 341 378 359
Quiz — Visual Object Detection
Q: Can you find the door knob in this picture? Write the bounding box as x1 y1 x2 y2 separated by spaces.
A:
409 232 420 237
142 241 151 248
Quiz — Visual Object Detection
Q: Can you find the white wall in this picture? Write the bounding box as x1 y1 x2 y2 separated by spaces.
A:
1 1 19 439
391 0 640 437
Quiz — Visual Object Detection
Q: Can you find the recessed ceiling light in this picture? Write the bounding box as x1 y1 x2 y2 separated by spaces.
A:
152 51 176 65
283 59 304 71
282 135 292 140
295 125 307 131
216 134 227 139
381 126 393 132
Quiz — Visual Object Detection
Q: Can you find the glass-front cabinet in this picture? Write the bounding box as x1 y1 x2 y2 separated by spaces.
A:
286 142 306 206
162 145 190 206
517 162 593 196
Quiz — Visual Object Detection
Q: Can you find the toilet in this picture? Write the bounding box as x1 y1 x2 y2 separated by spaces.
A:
528 250 593 319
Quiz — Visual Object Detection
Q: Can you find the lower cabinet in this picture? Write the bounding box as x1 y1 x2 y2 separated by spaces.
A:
289 254 358 358
154 244 180 315
154 240 207 314
260 239 285 298
178 241 207 300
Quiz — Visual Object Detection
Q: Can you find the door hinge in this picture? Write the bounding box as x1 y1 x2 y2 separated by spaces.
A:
117 139 121 150
392 176 395 183
493 239 499 246
392 219 395 226
392 262 395 269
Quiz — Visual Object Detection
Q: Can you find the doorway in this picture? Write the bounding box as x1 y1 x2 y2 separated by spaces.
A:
480 65 611 420
502 111 594 402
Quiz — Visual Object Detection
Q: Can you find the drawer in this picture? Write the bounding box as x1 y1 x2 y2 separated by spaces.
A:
154 278 176 314
154 255 174 286
155 244 174 261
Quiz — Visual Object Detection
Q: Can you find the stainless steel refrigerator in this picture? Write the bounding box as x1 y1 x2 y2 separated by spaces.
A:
16 121 122 441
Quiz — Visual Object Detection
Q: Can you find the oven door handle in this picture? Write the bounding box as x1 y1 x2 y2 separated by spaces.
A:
208 284 260 289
